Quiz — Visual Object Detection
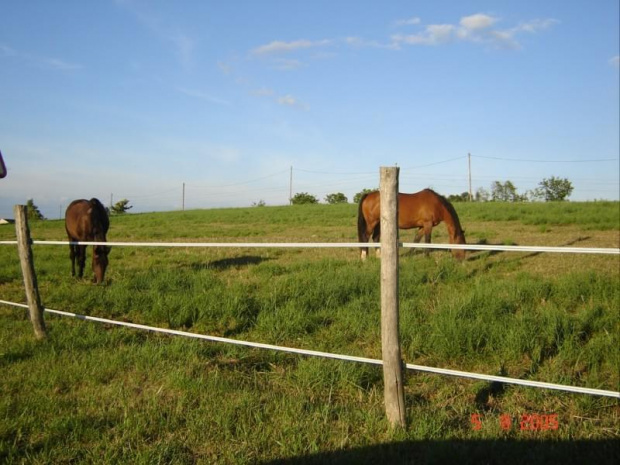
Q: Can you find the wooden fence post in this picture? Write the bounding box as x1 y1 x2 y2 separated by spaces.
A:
14 205 47 339
380 166 406 428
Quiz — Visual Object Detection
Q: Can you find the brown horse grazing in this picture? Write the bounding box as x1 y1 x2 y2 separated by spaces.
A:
65 198 111 284
358 189 466 261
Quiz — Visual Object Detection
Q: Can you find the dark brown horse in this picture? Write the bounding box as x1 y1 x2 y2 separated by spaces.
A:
358 189 466 260
65 198 110 284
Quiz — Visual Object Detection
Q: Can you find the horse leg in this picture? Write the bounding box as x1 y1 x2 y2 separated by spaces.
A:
359 228 369 261
69 242 77 277
77 245 87 278
423 223 433 257
372 224 381 258
412 228 424 255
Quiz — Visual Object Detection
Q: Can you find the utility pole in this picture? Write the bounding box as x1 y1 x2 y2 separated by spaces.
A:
182 183 185 211
468 153 473 202
110 193 113 209
289 166 293 205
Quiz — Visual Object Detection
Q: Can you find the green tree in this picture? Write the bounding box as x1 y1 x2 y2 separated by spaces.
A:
26 199 45 220
525 188 545 202
448 192 470 202
491 181 522 202
324 192 348 204
475 187 490 202
538 176 573 201
291 192 319 205
110 199 133 215
353 188 376 204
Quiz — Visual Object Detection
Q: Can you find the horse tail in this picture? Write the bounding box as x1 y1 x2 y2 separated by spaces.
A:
357 192 373 259
357 192 370 243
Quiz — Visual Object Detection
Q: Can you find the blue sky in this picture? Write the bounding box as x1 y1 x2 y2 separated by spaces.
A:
1 0 618 219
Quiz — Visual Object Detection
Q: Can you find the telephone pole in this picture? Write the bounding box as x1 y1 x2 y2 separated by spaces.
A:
289 166 293 205
468 153 473 202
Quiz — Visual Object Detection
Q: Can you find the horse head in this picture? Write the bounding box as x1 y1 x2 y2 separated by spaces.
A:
92 245 111 284
451 229 467 260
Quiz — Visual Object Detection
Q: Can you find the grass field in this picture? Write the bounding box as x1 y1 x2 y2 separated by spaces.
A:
1 201 619 464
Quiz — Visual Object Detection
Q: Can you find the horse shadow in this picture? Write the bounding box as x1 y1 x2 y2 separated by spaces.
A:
189 255 270 271
465 236 592 270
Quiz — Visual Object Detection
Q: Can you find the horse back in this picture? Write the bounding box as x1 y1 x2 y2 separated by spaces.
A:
65 198 109 241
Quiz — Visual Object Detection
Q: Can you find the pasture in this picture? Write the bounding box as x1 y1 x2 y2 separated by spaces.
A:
1 201 619 464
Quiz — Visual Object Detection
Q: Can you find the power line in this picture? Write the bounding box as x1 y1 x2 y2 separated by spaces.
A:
472 155 619 163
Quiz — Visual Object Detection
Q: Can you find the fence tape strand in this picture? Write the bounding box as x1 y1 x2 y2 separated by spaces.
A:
1 299 618 399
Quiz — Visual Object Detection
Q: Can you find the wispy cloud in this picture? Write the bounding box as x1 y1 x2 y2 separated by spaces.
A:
1 43 82 70
0 44 16 56
252 39 331 56
277 94 308 110
251 88 275 97
272 58 306 70
170 33 195 69
249 87 307 110
115 0 196 70
393 17 421 27
250 13 558 63
177 87 230 106
277 95 297 106
610 55 620 69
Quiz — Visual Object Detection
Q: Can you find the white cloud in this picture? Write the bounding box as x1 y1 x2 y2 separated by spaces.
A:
251 87 275 97
391 13 558 50
609 55 619 68
515 18 559 33
345 36 391 49
277 95 297 106
252 39 331 55
276 94 308 110
460 13 497 31
273 58 305 70
394 17 421 27
392 24 456 46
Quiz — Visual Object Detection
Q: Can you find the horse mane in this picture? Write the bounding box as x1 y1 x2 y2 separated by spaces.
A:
425 189 464 235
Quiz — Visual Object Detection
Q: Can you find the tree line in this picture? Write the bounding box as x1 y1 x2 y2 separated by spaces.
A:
289 176 574 205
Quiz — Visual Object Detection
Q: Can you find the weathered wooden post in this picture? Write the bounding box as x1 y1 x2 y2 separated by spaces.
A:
14 205 47 339
380 166 406 428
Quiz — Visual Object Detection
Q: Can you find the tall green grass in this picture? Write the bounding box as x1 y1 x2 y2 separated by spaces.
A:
1 202 618 463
